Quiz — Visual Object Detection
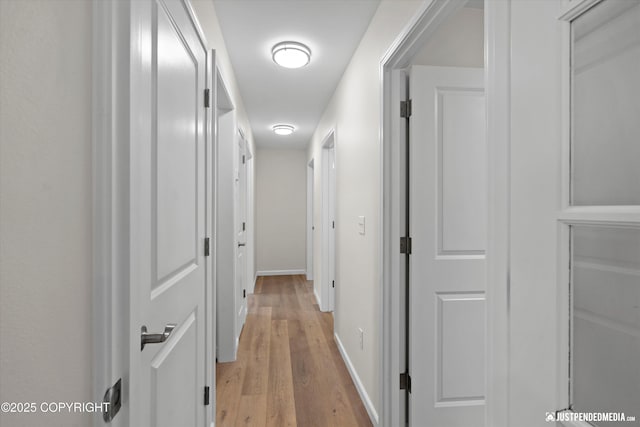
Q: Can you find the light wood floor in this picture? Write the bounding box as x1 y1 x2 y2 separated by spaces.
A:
216 275 373 427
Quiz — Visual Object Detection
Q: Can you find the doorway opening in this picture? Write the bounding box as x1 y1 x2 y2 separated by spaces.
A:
215 70 241 363
320 130 337 313
307 159 315 281
380 0 510 426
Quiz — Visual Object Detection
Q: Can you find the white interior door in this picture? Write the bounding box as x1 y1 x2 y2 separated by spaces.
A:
129 1 207 426
235 135 247 338
409 65 486 427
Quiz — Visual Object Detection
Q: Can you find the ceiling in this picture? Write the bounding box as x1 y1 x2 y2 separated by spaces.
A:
213 0 382 150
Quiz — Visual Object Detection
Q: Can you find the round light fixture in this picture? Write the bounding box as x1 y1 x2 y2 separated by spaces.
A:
271 41 311 69
272 124 295 136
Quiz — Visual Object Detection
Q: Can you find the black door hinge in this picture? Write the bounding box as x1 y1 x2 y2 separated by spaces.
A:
332 280 335 288
243 289 246 298
204 89 211 108
242 222 246 231
332 221 335 229
242 155 246 164
400 99 412 118
400 372 411 393
400 236 412 254
204 237 210 257
204 386 210 405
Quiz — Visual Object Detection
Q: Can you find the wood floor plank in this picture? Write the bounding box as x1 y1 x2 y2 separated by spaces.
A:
254 276 264 294
241 307 272 395
216 360 245 427
235 394 267 427
266 319 297 427
288 318 329 427
217 274 372 427
299 312 362 427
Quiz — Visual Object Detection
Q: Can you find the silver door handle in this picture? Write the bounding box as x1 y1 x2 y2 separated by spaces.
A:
238 243 246 247
141 323 176 351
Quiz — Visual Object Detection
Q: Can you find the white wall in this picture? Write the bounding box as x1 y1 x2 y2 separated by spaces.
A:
508 1 563 424
256 148 307 273
0 1 93 426
411 7 484 67
307 1 423 422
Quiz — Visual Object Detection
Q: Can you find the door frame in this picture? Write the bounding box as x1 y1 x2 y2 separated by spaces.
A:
307 158 315 281
235 128 248 334
215 70 238 363
379 0 511 425
92 1 214 425
321 130 337 312
245 142 255 294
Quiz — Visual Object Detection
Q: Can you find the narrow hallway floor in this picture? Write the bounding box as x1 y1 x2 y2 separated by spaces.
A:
216 274 373 427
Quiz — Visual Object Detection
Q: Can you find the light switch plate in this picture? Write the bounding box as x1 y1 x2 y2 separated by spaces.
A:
358 216 365 235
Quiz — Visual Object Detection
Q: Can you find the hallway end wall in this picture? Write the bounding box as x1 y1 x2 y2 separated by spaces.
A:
307 1 423 423
256 148 307 274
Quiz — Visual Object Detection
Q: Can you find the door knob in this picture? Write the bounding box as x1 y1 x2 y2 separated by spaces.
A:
141 323 176 351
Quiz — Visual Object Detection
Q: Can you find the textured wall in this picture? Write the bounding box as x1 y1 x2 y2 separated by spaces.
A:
0 1 93 426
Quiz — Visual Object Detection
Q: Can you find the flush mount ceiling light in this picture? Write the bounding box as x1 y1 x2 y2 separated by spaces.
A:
271 41 311 69
272 124 295 136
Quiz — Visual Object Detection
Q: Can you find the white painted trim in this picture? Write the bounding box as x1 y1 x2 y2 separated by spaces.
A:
558 0 603 21
204 47 216 427
484 2 511 426
256 269 306 276
334 333 379 427
557 3 573 410
92 2 126 425
380 1 512 426
558 206 640 225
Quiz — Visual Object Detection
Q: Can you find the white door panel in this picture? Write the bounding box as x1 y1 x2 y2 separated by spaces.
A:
409 65 486 427
131 0 207 425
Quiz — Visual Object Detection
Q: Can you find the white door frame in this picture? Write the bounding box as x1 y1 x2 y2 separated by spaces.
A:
215 70 238 363
379 0 511 425
235 128 248 334
321 130 336 313
307 158 315 281
245 142 255 294
91 1 214 426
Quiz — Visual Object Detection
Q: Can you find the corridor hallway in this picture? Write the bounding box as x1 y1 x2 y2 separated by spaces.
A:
216 275 372 427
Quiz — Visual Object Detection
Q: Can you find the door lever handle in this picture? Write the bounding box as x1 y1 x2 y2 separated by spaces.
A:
141 323 176 351
238 243 246 247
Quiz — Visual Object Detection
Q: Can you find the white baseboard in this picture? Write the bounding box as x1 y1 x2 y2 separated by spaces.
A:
256 269 305 276
313 286 321 307
334 332 379 426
